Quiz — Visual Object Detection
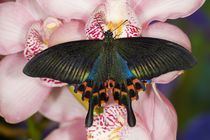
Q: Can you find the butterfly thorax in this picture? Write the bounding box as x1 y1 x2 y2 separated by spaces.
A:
103 30 114 44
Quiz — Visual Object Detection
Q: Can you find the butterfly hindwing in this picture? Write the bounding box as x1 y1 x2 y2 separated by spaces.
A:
115 37 197 80
23 40 103 84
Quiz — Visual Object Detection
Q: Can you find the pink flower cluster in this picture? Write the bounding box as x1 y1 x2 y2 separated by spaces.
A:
0 0 205 139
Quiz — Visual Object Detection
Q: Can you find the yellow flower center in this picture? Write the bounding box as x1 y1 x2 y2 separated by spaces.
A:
46 23 58 30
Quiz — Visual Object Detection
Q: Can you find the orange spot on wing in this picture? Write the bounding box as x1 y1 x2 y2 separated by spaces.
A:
114 100 119 104
121 104 126 108
99 89 105 93
85 87 92 92
83 82 87 86
131 96 136 101
137 89 143 93
121 91 127 96
77 90 83 95
84 97 89 102
127 85 134 90
101 100 106 105
132 78 140 84
93 92 98 96
114 88 120 93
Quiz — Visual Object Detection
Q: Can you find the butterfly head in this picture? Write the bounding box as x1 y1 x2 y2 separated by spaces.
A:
104 30 113 39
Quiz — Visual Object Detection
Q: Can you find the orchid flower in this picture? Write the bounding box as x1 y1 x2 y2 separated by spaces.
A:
0 0 205 139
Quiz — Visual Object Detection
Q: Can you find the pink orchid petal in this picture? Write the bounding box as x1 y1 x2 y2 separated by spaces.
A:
142 22 191 83
39 87 87 122
122 113 151 140
45 119 86 140
48 20 86 47
132 0 205 26
142 22 191 50
0 53 51 123
152 71 183 84
17 0 47 20
0 2 35 55
38 0 105 21
123 125 151 140
42 17 63 42
133 84 177 139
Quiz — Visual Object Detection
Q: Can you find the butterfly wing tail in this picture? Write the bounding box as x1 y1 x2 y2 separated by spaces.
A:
112 78 149 127
75 80 109 127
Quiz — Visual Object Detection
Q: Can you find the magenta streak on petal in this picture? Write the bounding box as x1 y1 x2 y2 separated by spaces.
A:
85 4 106 40
24 22 67 87
24 22 44 60
85 3 142 40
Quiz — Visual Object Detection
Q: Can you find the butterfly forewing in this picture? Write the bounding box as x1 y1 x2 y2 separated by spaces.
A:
23 40 103 84
114 37 197 80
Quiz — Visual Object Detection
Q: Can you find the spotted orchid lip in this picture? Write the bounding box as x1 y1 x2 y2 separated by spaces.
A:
24 18 66 87
85 3 141 40
87 104 128 139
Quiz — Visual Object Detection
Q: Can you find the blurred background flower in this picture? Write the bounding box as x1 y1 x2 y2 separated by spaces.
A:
0 0 209 140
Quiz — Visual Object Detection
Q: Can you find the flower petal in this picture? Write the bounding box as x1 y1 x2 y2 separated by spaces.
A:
38 0 105 21
0 53 51 123
0 2 35 55
142 22 191 83
48 20 86 47
39 87 87 122
152 71 183 84
132 0 205 26
133 84 177 140
17 0 47 20
122 113 151 140
45 119 86 140
142 22 191 50
123 125 151 140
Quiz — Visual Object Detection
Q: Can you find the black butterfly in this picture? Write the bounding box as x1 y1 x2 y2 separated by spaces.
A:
23 29 197 127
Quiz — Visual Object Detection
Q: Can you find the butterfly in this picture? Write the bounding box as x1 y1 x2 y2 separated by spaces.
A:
23 29 197 127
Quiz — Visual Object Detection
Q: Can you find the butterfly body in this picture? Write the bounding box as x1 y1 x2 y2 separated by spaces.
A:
23 29 197 127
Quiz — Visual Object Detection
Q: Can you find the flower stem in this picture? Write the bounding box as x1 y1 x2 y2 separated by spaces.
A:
27 116 42 140
0 124 26 138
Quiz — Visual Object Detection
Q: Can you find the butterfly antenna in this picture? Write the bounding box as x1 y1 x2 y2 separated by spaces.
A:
112 20 128 32
113 20 128 38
